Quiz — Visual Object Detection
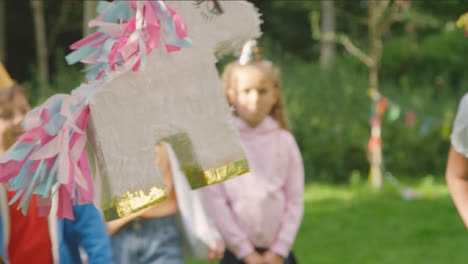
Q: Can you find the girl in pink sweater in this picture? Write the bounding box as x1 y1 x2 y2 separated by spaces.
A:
202 59 304 264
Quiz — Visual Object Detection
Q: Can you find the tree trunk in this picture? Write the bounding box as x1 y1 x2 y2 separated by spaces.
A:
83 1 98 36
0 0 6 63
320 0 336 70
48 0 72 54
31 0 49 96
403 1 417 51
367 1 386 189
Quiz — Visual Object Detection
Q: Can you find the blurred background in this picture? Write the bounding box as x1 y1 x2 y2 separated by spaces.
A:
2 0 468 263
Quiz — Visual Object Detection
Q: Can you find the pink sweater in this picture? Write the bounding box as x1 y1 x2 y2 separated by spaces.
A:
202 116 304 259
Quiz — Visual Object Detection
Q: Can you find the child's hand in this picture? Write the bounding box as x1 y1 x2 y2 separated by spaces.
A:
206 239 225 260
262 250 283 264
243 251 264 264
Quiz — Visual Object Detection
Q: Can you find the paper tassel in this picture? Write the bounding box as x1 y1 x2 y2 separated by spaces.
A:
65 0 192 81
0 95 91 219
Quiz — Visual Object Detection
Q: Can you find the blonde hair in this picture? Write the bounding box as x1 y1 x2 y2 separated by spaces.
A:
221 60 289 130
0 82 25 103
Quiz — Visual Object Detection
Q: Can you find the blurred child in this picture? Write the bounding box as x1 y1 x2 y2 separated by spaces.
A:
0 63 112 264
202 57 304 264
446 94 468 227
107 141 225 264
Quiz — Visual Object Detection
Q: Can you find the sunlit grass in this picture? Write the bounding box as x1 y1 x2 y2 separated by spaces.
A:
188 177 467 264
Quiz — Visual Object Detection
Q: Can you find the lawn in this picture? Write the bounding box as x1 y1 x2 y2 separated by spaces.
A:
188 176 468 264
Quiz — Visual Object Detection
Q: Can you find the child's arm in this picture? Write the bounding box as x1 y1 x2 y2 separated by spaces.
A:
447 94 468 227
201 185 256 260
269 133 304 258
106 209 146 235
446 146 468 227
69 204 113 264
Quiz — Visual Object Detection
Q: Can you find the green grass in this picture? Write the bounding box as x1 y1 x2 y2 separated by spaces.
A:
188 177 468 264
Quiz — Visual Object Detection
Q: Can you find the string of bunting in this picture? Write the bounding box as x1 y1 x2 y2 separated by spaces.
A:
368 13 467 151
369 13 467 147
367 88 451 139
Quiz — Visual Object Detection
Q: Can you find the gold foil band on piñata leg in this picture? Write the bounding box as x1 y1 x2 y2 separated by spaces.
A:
184 159 249 189
161 133 249 189
102 187 167 220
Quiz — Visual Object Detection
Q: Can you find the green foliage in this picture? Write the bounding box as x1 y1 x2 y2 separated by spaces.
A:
25 50 83 107
274 53 456 182
382 28 468 95
248 0 319 60
279 58 369 182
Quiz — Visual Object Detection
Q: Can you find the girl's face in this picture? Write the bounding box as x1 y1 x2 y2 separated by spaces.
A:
232 66 278 127
0 93 29 153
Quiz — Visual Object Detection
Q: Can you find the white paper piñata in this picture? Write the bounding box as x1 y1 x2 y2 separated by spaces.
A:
73 0 262 219
0 0 261 220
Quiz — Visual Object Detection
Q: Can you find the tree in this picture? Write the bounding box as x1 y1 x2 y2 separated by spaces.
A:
320 0 336 70
312 0 411 189
0 0 5 62
83 1 98 36
30 0 49 96
48 0 73 55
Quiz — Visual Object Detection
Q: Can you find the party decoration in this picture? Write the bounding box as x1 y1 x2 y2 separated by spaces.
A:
405 111 416 128
0 0 262 220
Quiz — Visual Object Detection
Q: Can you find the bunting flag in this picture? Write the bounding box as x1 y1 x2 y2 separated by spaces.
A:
420 116 433 136
405 111 416 128
377 98 387 116
387 104 401 122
